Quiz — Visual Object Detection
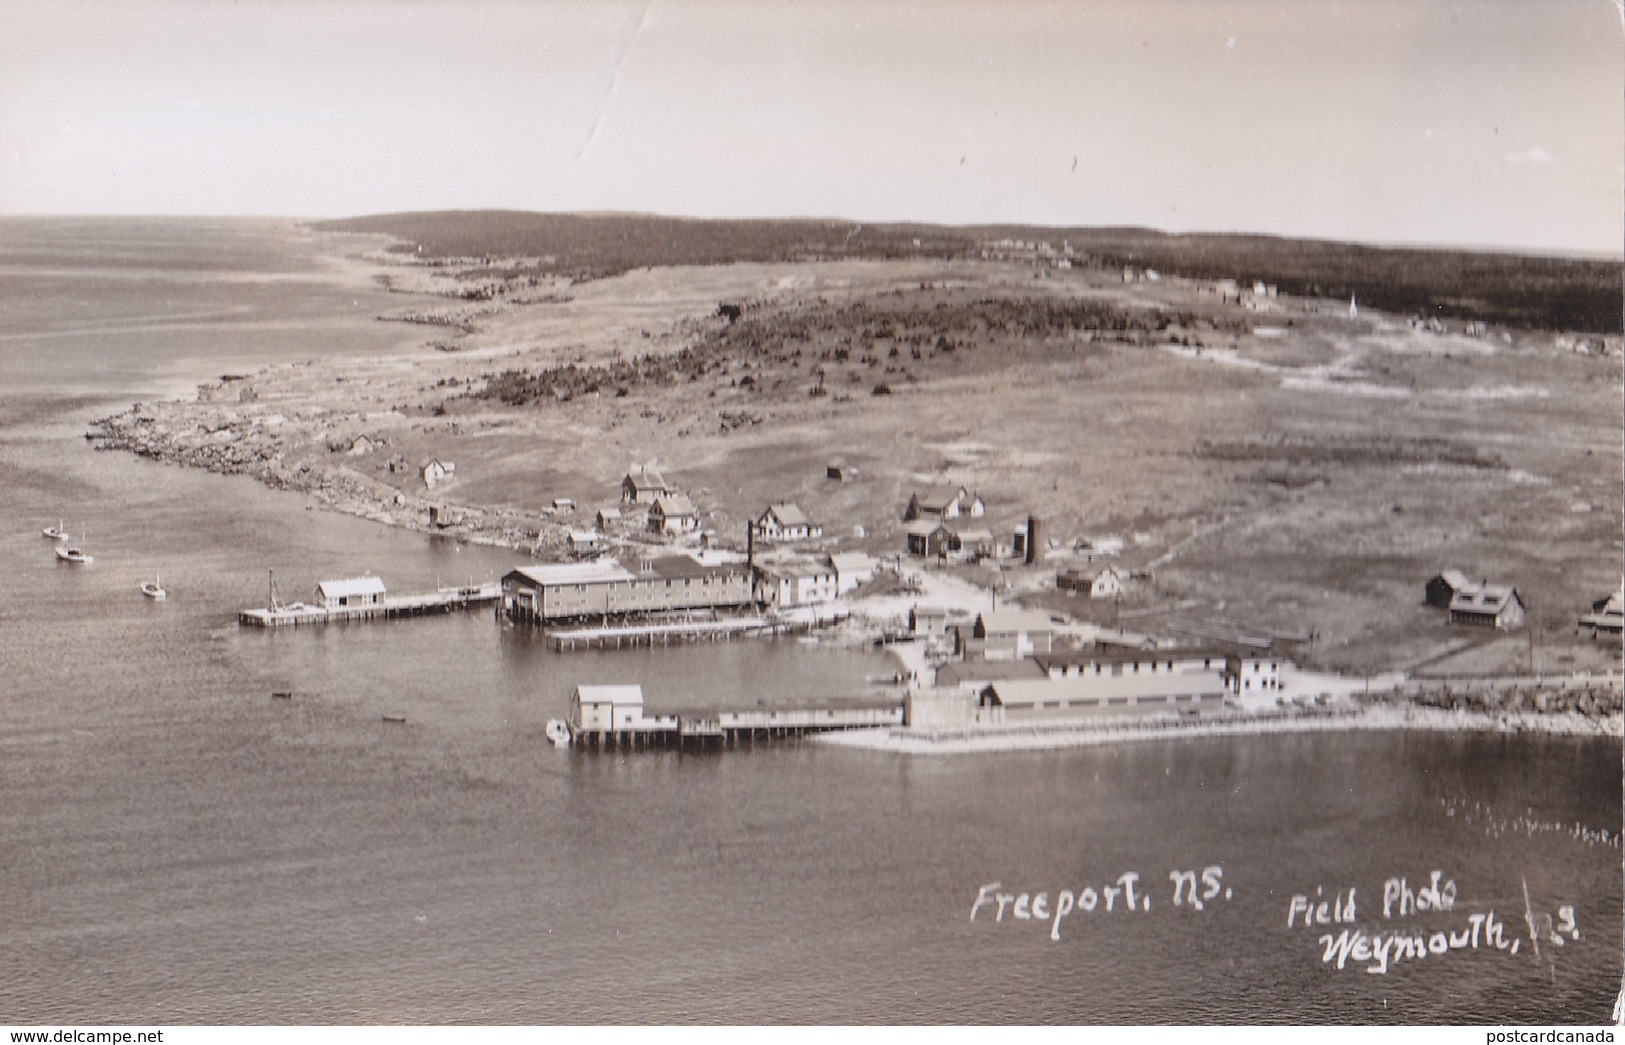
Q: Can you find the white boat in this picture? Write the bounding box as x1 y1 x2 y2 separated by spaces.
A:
141 573 167 600
55 523 91 564
545 719 573 748
42 520 69 541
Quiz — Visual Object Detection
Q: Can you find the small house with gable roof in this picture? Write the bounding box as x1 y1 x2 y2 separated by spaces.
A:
421 458 456 489
622 465 672 505
755 502 823 542
969 608 1055 660
648 494 700 535
904 485 984 523
1448 585 1524 629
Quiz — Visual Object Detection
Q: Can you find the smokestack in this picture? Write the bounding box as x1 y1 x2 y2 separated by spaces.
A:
1025 515 1038 566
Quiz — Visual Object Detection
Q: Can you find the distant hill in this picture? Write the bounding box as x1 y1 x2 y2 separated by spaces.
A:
314 211 1623 333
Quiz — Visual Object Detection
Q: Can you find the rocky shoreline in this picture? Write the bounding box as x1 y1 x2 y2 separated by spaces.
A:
87 398 548 553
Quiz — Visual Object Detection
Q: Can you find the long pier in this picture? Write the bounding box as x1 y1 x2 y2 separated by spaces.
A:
238 583 501 628
559 697 905 751
548 617 772 651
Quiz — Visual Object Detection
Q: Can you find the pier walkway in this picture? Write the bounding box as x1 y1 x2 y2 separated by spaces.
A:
548 617 772 651
556 684 905 751
238 583 501 628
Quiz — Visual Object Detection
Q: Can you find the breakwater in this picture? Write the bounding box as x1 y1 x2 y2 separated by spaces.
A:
815 701 1624 754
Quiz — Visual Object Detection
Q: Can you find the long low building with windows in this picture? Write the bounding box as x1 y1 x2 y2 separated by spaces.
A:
978 654 1229 723
502 554 753 623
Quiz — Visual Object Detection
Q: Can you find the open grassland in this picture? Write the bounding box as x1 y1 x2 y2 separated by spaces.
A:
95 221 1624 677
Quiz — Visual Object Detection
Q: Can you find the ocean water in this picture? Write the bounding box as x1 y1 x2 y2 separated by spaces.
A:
0 218 1618 1025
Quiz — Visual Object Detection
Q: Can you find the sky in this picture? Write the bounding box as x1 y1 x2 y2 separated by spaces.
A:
1 0 1620 255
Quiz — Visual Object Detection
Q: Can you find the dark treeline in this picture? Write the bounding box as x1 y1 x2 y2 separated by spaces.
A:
315 212 1623 333
1037 227 1623 334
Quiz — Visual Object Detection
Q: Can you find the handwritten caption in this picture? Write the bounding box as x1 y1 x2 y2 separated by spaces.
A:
1287 869 1580 975
970 865 1230 941
968 865 1584 978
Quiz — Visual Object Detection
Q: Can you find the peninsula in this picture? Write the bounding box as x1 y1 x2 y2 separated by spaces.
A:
88 212 1625 727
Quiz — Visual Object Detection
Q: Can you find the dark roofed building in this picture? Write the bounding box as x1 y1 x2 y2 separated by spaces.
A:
1426 569 1476 608
1579 586 1624 637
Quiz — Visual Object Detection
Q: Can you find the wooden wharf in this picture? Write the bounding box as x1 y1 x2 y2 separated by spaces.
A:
563 697 905 751
238 583 501 628
548 616 772 651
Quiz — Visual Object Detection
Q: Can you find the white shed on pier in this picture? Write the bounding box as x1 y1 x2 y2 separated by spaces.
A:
570 684 649 732
315 576 387 609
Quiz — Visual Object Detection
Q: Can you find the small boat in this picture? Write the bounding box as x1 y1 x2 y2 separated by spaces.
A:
42 520 69 541
545 719 573 748
55 545 92 565
141 573 167 600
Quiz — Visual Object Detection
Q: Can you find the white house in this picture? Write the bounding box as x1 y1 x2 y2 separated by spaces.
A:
421 458 456 489
595 507 623 530
1224 653 1284 695
969 608 1055 660
904 485 984 522
621 465 672 505
1057 565 1123 599
828 551 876 594
1449 586 1525 629
566 530 601 555
753 558 839 607
649 494 700 535
755 502 823 542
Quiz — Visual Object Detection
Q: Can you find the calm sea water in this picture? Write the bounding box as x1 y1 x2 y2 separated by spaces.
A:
0 217 1618 1025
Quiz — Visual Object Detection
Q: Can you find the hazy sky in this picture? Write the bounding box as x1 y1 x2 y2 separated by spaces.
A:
2 0 1620 254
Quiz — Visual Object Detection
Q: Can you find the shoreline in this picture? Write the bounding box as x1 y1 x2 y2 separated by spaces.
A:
810 702 1625 755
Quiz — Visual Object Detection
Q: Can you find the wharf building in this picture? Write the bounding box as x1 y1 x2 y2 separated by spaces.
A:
565 684 903 749
940 645 1232 726
502 554 752 624
905 633 1284 727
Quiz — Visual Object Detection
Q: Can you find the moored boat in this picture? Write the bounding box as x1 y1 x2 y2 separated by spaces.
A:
141 573 167 600
545 719 572 747
55 545 93 565
42 520 69 541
